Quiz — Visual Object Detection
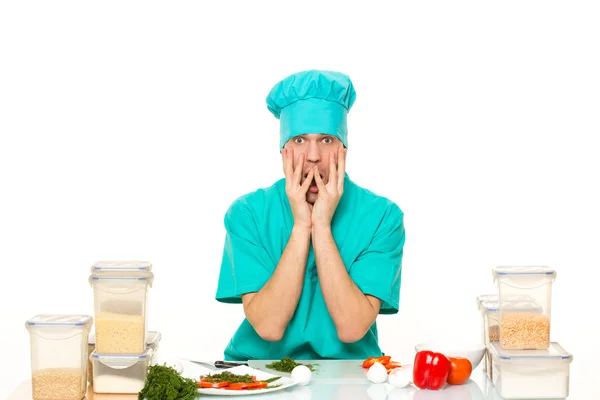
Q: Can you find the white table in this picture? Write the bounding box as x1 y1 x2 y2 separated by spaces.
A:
3 367 537 400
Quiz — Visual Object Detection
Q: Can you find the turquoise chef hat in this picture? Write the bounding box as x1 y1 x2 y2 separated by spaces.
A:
266 69 356 149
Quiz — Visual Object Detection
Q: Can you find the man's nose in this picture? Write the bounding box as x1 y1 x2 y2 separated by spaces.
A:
306 142 321 164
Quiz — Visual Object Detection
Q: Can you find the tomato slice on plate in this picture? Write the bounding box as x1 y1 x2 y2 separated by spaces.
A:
248 381 268 389
362 356 392 368
198 381 230 388
225 383 253 390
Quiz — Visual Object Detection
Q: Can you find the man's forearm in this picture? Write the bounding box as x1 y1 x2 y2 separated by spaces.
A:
312 224 380 343
243 226 311 341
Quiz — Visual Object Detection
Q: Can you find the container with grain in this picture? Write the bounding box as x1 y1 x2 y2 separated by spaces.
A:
492 266 556 350
25 314 93 400
478 298 543 381
89 261 154 354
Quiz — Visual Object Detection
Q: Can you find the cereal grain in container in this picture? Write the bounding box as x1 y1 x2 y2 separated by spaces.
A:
89 261 154 354
492 266 556 350
25 314 93 400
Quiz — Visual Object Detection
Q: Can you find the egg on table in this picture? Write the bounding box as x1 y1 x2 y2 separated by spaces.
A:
291 365 312 386
367 362 388 384
388 365 412 388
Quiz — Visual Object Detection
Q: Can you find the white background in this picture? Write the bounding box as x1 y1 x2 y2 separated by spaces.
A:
1 1 599 398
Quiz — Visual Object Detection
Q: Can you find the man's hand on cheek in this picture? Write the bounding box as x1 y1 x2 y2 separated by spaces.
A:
311 147 346 229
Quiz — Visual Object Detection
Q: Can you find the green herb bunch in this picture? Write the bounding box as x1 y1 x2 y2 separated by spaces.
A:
138 364 198 400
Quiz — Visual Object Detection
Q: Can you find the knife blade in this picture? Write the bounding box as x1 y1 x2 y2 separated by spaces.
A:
182 358 248 368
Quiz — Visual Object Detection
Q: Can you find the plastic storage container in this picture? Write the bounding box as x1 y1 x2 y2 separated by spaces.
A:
492 266 557 349
488 341 572 399
90 348 153 393
26 314 93 400
89 261 154 354
477 294 541 349
87 331 161 383
479 299 543 381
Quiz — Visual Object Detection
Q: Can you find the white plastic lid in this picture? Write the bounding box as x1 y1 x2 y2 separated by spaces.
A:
88 272 154 288
476 294 498 310
26 315 93 330
488 342 572 362
483 300 543 314
91 261 152 272
90 348 152 368
493 266 557 278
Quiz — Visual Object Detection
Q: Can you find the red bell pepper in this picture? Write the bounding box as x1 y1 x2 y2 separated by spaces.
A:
413 350 451 390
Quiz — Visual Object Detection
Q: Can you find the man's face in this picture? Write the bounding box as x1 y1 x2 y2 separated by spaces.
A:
283 134 345 204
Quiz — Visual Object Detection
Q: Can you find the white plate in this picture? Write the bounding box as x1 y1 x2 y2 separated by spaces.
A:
182 364 297 396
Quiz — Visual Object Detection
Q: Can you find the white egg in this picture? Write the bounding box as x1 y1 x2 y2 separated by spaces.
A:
388 366 412 388
366 362 388 384
291 365 312 386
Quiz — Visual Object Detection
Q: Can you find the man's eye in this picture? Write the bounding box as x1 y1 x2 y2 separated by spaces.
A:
323 138 332 143
295 138 304 143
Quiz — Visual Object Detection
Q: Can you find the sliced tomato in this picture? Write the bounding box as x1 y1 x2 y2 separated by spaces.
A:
385 361 403 373
362 355 392 369
225 383 252 390
247 381 268 389
198 381 230 388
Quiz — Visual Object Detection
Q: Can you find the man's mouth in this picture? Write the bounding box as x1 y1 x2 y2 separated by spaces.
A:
304 173 323 193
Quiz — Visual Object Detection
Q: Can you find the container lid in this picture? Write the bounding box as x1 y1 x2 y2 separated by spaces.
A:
488 342 572 362
476 294 498 310
91 261 152 273
493 266 557 278
26 315 93 330
88 271 154 287
482 300 543 314
90 348 153 368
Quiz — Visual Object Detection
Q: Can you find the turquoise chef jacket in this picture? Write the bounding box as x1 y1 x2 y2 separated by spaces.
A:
215 173 405 361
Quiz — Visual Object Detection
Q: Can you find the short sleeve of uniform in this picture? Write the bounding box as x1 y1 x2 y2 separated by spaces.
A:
215 198 275 304
349 203 405 314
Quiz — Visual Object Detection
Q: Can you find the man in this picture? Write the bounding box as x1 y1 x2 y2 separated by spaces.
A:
215 70 405 361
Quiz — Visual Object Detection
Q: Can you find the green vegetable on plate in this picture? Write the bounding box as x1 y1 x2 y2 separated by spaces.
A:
265 357 318 373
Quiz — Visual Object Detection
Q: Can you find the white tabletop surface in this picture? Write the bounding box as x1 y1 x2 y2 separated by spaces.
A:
5 363 580 400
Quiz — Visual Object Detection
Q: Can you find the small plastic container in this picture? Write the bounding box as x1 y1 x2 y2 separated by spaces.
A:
488 341 572 399
25 314 93 400
87 331 162 383
89 261 154 354
90 348 153 394
492 266 557 350
479 299 543 381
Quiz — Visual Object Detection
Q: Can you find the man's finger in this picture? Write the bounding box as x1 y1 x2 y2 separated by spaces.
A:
328 151 337 187
294 153 304 184
300 169 314 193
283 148 293 179
337 147 346 190
314 166 327 192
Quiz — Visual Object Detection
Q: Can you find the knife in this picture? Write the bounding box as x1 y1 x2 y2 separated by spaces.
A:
182 358 248 369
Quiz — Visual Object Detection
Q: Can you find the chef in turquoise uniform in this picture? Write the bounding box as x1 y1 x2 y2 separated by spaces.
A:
215 70 405 361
